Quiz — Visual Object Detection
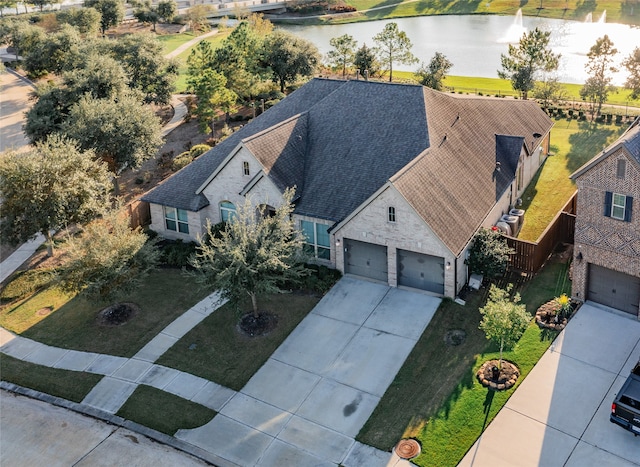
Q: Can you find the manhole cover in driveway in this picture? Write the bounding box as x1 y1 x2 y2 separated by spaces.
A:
394 438 421 459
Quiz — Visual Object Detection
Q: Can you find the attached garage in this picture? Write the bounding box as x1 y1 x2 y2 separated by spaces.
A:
397 249 445 294
344 238 388 282
587 264 640 315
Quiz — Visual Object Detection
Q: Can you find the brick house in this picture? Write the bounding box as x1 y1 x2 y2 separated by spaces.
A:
142 79 552 298
570 117 640 317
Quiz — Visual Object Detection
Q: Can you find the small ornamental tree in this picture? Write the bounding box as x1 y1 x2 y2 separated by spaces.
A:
57 209 160 303
188 188 308 319
466 227 515 278
479 284 530 368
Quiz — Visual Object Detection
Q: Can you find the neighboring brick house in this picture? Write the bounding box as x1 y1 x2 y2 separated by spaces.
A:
570 117 640 317
142 79 552 298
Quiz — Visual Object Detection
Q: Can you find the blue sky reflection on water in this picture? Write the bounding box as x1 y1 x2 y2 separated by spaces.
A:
281 14 640 85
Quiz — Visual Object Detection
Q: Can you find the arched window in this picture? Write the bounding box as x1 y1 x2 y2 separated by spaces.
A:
220 201 237 222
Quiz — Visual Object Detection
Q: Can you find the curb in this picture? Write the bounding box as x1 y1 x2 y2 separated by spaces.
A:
0 382 240 467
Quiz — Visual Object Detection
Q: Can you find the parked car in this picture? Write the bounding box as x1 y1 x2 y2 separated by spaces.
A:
611 361 640 436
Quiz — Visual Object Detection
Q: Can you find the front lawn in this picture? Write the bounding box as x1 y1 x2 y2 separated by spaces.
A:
0 269 210 357
157 292 321 391
358 257 571 465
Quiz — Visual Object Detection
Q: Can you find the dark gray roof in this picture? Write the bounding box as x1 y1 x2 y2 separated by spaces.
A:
496 134 525 196
571 117 640 180
142 79 344 210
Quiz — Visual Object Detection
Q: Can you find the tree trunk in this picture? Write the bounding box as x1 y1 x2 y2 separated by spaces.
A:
113 175 120 197
499 337 504 369
250 292 258 318
44 230 54 257
389 58 393 82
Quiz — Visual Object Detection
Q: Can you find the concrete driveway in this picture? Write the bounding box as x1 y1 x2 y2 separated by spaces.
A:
460 302 640 467
176 277 441 466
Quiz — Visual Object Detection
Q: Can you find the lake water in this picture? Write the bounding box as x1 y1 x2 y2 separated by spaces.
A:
281 14 640 85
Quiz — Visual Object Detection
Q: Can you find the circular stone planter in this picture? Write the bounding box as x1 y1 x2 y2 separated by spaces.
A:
476 360 520 391
535 299 577 331
394 438 421 459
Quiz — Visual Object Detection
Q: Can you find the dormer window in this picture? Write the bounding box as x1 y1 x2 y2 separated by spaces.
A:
617 159 626 179
243 161 250 176
388 206 396 222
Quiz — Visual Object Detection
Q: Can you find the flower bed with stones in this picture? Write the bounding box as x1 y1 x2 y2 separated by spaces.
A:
476 360 520 391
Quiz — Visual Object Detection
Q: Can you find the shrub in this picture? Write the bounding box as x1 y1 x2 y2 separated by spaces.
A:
0 269 56 302
189 144 211 158
158 239 198 268
172 151 193 171
295 264 342 294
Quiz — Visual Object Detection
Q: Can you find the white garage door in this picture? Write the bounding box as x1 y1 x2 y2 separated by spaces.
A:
344 238 388 283
587 264 640 315
397 249 445 294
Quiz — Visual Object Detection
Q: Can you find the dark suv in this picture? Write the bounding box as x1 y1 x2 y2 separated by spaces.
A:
611 361 640 436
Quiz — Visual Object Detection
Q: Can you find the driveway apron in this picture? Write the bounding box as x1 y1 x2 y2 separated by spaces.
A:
176 276 441 466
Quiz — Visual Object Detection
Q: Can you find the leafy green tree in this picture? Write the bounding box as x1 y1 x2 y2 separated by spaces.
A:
189 188 307 318
533 75 568 108
0 18 45 60
134 4 160 31
479 284 530 368
373 22 417 82
260 30 320 92
415 52 452 90
466 227 514 278
327 33 357 78
622 46 640 100
0 135 111 257
188 68 237 136
27 0 60 11
187 39 216 76
24 24 82 77
62 93 163 194
498 27 560 100
157 0 176 23
580 35 618 120
110 33 178 104
56 7 101 35
0 0 18 17
84 0 125 35
353 43 379 78
57 209 160 303
185 4 211 33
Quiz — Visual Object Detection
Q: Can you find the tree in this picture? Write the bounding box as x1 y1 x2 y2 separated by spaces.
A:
260 30 320 92
0 135 111 257
157 0 176 23
327 33 357 78
353 43 379 78
498 27 560 100
134 5 160 32
27 0 60 11
62 93 163 194
533 74 568 108
479 284 530 368
188 68 237 136
580 35 618 120
415 52 452 90
188 188 307 318
110 33 178 104
84 0 125 36
0 0 17 17
56 7 101 36
466 227 514 278
23 24 82 77
0 18 45 61
185 4 211 34
622 46 640 100
373 22 417 82
56 209 160 303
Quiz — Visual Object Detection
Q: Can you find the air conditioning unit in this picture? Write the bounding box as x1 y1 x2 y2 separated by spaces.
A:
509 208 525 229
495 221 512 236
500 214 519 236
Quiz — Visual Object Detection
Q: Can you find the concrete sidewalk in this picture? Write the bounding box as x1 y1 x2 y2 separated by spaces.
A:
459 302 640 467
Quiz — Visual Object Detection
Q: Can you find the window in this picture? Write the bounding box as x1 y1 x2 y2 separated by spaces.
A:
164 206 189 234
604 191 633 222
300 220 330 260
617 159 626 179
388 206 396 222
220 201 237 222
243 161 250 176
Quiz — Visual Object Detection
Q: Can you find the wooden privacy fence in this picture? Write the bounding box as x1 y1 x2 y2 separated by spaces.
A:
126 199 151 229
506 193 577 274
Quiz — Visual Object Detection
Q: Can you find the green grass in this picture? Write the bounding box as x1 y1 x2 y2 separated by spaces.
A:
309 0 640 26
0 269 210 357
0 355 102 402
116 385 216 435
518 119 628 240
157 292 320 391
157 32 199 54
358 258 571 463
173 31 231 93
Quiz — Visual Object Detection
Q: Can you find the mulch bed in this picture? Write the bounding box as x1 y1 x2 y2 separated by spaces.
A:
97 302 140 326
477 359 520 391
237 311 278 337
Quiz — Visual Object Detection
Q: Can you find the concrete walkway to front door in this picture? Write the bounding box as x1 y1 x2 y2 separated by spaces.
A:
176 276 441 466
